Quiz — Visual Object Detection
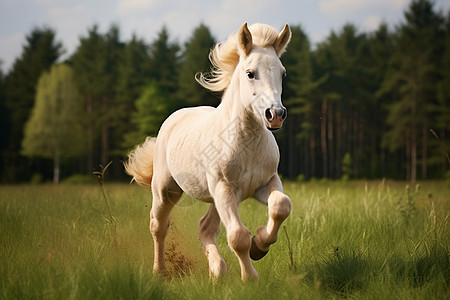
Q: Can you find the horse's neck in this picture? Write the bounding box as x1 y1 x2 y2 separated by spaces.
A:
217 78 266 148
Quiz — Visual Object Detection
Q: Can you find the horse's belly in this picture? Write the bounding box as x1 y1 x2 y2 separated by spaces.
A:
239 171 274 200
173 171 213 202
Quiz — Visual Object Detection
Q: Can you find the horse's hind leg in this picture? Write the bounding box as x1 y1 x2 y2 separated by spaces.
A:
150 178 182 275
251 175 291 260
199 204 227 279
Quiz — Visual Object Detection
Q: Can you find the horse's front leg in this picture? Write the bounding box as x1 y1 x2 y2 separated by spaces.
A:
213 181 258 281
251 174 291 260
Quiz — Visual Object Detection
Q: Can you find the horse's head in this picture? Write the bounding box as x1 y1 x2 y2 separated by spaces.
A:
237 23 291 131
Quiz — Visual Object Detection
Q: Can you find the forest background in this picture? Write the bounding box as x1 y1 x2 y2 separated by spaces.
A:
0 0 449 184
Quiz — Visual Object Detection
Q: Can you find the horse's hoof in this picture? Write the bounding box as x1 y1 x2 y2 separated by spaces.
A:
250 236 268 260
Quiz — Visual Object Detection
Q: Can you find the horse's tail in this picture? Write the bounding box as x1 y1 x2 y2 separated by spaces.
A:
124 137 157 187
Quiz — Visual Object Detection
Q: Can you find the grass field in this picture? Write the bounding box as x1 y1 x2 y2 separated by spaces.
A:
0 180 449 299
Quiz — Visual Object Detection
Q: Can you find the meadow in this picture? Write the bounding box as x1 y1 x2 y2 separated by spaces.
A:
0 180 448 299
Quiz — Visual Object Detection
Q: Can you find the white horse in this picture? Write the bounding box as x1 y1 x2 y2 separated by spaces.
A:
125 23 292 282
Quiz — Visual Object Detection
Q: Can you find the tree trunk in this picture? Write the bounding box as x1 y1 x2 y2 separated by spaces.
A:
327 102 334 178
321 99 328 178
342 111 349 162
304 140 309 179
310 132 316 178
288 118 295 178
371 133 377 178
411 126 417 183
406 133 411 181
53 149 60 184
352 112 358 178
86 94 93 174
358 118 364 178
336 109 343 178
421 126 427 179
101 96 109 166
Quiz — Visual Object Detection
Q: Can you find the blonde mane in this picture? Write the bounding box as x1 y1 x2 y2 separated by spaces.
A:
196 24 282 92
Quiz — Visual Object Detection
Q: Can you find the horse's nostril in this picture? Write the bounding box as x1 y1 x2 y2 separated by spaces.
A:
281 108 287 120
274 108 287 120
275 108 282 117
265 108 274 121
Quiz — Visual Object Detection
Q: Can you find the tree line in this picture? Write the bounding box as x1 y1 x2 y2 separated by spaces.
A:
0 0 449 183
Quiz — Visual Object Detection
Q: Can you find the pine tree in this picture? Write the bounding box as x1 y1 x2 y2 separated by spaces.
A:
71 24 125 169
99 25 125 166
114 35 152 153
310 24 379 179
22 64 84 183
279 25 316 178
435 11 450 174
178 23 217 107
381 0 444 181
123 81 174 148
148 26 180 96
2 27 63 181
367 24 395 178
0 61 7 163
71 25 106 173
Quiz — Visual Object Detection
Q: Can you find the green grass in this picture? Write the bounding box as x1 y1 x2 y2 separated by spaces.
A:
0 181 449 299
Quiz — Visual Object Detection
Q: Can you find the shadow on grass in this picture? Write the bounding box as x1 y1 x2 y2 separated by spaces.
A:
393 246 450 287
304 245 449 296
307 246 370 296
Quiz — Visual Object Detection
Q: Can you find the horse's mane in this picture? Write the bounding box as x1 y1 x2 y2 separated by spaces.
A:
196 24 281 93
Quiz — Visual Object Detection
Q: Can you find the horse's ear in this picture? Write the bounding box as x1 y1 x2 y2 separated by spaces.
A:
274 24 291 56
238 23 253 57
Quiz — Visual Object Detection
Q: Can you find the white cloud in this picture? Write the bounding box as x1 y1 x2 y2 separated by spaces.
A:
116 0 158 15
363 14 382 31
318 0 367 16
113 0 285 44
33 0 71 4
203 0 291 40
48 4 87 19
390 0 409 9
45 4 91 42
316 0 410 34
0 33 24 72
40 3 94 63
310 30 329 47
2 0 16 8
318 0 409 18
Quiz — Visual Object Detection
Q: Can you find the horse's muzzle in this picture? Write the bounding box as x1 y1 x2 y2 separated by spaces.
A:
265 107 287 130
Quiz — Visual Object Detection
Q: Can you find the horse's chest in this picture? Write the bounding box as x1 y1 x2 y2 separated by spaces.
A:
223 151 278 198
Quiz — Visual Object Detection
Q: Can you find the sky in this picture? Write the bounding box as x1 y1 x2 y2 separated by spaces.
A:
1 0 449 73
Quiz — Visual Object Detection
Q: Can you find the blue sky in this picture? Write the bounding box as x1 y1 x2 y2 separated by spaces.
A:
1 0 449 73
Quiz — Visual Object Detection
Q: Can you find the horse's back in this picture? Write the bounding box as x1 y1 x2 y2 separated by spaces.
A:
161 106 215 134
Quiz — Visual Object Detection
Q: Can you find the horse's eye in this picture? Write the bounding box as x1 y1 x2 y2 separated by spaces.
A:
246 71 255 80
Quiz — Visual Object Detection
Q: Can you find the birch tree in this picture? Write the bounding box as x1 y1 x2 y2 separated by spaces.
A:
22 64 85 183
